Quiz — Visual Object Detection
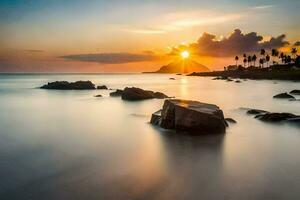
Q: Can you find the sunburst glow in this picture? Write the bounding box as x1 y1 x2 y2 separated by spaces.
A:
181 50 190 59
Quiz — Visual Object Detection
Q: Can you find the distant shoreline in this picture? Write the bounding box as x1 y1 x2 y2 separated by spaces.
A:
188 69 300 81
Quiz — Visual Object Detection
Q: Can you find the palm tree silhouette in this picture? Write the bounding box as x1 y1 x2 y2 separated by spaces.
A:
259 58 264 68
247 56 252 67
235 56 239 67
291 48 298 60
243 58 247 67
260 49 266 56
252 54 257 67
266 55 270 67
279 52 285 64
271 49 279 64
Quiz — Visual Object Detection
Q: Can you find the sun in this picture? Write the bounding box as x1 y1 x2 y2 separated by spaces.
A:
181 50 190 59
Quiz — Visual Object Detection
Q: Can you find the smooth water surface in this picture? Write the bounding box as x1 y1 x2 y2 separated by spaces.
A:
0 74 299 200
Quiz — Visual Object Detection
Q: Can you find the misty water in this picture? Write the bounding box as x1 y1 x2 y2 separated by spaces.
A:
0 73 299 200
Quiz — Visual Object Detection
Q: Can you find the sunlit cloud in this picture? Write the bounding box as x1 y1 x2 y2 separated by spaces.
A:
122 28 166 34
122 12 243 34
170 29 289 57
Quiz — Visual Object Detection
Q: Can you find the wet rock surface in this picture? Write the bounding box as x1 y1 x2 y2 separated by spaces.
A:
273 92 295 99
121 87 169 101
97 85 108 90
150 99 227 134
41 81 95 90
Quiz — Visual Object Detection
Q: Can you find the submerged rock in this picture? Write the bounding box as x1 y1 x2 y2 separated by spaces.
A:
121 87 169 101
225 118 237 124
150 99 227 134
169 78 175 80
41 81 95 90
247 109 268 115
290 90 300 95
97 85 108 90
94 94 102 97
256 112 298 122
245 109 300 126
109 89 123 97
273 92 295 99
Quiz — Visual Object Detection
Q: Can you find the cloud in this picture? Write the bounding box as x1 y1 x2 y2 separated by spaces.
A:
24 49 44 53
61 52 160 64
122 13 242 34
171 29 289 57
252 5 274 10
294 41 300 46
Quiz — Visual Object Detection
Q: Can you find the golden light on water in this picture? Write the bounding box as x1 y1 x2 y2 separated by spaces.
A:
181 50 190 59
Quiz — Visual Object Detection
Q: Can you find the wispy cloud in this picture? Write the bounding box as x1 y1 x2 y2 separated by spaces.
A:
252 5 275 10
122 12 242 34
61 52 161 64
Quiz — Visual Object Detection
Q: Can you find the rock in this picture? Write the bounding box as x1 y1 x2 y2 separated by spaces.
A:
121 87 169 101
150 110 162 126
286 117 300 126
97 85 108 90
41 81 95 90
235 80 241 83
247 109 268 115
153 92 169 99
212 77 221 80
94 94 102 97
169 78 175 80
256 112 298 122
226 78 234 82
225 118 237 123
150 99 227 134
176 73 182 75
273 92 295 99
109 89 123 97
290 90 300 95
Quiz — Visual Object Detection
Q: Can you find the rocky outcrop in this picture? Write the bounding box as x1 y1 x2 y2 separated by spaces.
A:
247 109 268 115
256 113 298 122
245 109 300 126
109 89 123 97
97 85 108 90
290 90 300 95
121 87 169 101
150 99 227 134
273 92 295 99
41 81 95 90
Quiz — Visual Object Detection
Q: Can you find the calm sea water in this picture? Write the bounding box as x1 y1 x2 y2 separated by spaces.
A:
0 73 299 200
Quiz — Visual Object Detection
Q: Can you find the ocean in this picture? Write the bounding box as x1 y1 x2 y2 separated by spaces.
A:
0 73 299 200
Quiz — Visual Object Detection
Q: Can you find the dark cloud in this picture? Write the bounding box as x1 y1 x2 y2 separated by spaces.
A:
172 29 289 57
61 52 159 64
24 49 44 53
294 41 300 46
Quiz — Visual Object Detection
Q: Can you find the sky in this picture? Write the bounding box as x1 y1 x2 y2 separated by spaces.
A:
0 0 299 72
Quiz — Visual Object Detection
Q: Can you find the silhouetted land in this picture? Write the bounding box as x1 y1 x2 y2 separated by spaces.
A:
189 65 300 81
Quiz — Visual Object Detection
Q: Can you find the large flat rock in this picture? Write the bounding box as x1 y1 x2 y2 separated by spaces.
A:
151 99 227 134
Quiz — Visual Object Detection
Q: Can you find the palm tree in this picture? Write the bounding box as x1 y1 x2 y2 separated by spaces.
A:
291 48 298 60
271 49 279 65
243 58 247 67
235 56 239 66
259 58 264 68
260 49 266 56
279 52 285 64
252 54 257 67
247 55 252 67
266 55 270 67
